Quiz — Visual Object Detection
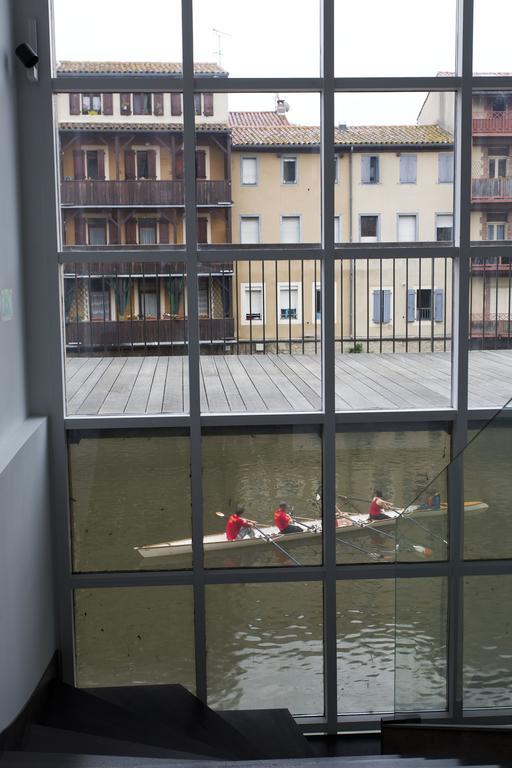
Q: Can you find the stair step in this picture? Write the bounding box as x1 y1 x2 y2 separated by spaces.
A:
86 684 263 759
220 708 313 759
2 748 191 767
35 681 219 758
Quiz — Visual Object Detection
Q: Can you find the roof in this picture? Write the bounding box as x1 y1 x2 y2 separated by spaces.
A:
59 122 229 134
229 111 290 127
231 123 454 148
56 61 227 76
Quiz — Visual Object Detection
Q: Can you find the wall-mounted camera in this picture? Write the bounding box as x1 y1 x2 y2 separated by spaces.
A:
15 42 39 69
15 20 39 83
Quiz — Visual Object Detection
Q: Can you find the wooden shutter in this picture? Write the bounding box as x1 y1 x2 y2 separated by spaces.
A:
194 93 202 116
203 92 214 116
195 150 206 179
103 93 113 115
120 93 131 115
74 216 86 245
73 150 85 180
108 219 119 245
97 150 106 181
147 150 157 179
69 93 80 115
400 154 417 183
153 93 164 116
198 217 208 244
407 289 416 322
133 93 143 115
171 92 182 116
124 150 136 180
383 290 391 323
175 149 184 179
361 156 370 183
125 217 137 244
372 290 382 323
158 219 169 244
434 289 444 322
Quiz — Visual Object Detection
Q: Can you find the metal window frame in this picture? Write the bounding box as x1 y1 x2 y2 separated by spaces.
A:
11 0 512 734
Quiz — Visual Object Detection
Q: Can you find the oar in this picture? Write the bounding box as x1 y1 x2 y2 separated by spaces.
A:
214 512 302 566
335 504 433 559
389 505 448 546
295 513 392 561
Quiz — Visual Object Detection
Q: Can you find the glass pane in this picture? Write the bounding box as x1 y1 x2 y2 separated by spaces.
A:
464 416 512 559
63 263 188 417
335 0 456 76
335 427 450 564
53 0 182 64
206 582 323 714
68 430 191 572
197 93 320 246
464 575 512 709
202 427 322 568
198 259 322 414
193 0 320 77
334 93 455 243
474 0 512 75
395 577 448 712
74 586 194 688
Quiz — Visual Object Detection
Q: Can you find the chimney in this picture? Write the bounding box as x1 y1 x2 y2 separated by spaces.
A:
276 97 290 115
338 123 348 131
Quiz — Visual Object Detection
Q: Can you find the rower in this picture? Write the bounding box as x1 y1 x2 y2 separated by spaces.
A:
273 502 304 535
368 489 394 521
225 506 257 541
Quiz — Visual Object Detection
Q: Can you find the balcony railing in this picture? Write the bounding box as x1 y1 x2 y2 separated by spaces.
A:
60 179 232 207
66 318 235 349
471 314 512 338
472 177 512 201
473 113 512 134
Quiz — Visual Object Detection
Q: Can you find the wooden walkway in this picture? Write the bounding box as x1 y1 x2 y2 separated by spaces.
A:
65 350 512 416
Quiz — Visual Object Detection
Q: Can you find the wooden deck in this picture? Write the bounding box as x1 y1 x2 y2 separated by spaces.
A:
65 350 512 416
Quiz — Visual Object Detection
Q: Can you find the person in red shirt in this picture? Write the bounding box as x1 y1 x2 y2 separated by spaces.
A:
225 505 257 541
273 502 304 534
368 489 394 521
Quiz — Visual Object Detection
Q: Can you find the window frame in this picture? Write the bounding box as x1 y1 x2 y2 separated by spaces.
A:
277 281 302 324
239 215 261 244
280 214 301 243
240 155 259 186
241 282 265 325
281 155 299 185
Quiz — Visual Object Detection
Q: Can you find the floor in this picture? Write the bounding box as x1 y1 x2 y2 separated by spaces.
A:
64 350 512 416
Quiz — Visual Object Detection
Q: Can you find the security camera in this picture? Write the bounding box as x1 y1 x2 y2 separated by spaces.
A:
15 42 38 68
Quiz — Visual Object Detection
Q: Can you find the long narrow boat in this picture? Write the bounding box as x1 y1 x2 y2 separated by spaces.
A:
135 500 488 559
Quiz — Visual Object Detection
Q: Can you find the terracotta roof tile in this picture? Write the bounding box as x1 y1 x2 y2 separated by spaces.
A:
56 61 227 76
59 122 229 133
231 123 453 147
229 111 290 127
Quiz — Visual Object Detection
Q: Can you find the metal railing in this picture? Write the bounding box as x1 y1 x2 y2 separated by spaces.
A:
60 179 232 207
472 177 512 200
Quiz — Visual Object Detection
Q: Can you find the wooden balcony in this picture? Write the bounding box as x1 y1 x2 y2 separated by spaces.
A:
473 113 512 135
471 256 512 273
471 314 512 338
60 179 232 207
65 318 235 348
472 177 512 201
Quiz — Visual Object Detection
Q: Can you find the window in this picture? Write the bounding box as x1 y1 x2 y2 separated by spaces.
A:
240 216 260 244
278 283 301 322
488 155 508 179
314 285 322 321
241 157 258 185
372 289 391 324
407 288 444 322
398 214 417 242
194 93 214 117
281 156 298 184
280 215 300 243
198 280 209 317
81 94 101 114
334 215 342 244
334 155 340 184
436 214 453 242
492 94 506 113
242 283 264 322
360 215 379 242
85 150 101 180
133 93 152 116
89 279 110 320
487 213 508 241
438 152 454 183
136 151 149 180
361 155 379 184
87 219 107 246
138 220 157 245
399 154 417 183
140 284 158 319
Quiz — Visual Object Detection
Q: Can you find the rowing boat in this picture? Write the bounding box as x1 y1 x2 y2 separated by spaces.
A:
134 500 488 559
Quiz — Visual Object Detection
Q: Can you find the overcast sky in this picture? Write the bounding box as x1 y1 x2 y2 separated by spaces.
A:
53 0 510 126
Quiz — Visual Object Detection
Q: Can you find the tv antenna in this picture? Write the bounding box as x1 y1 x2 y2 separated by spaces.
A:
213 27 230 66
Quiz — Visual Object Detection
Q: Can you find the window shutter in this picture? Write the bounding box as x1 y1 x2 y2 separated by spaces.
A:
120 93 131 115
361 156 370 183
133 93 143 115
147 150 157 179
407 289 416 322
175 149 184 179
171 92 182 116
372 290 382 323
153 93 164 116
125 217 137 244
203 92 214 116
383 290 391 323
108 219 119 245
69 93 80 115
194 93 202 116
400 154 417 183
103 93 113 115
124 150 136 180
73 150 85 180
198 218 208 244
439 152 454 182
74 216 86 245
97 150 106 181
158 219 169 244
434 288 444 322
372 156 380 183
195 150 206 179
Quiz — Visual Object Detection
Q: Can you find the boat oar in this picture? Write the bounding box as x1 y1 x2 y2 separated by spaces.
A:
390 506 448 546
335 504 433 559
295 513 392 561
214 512 302 566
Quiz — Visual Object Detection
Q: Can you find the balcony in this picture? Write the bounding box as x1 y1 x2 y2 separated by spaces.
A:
60 179 232 208
471 255 512 273
473 113 512 135
472 177 512 202
66 317 235 349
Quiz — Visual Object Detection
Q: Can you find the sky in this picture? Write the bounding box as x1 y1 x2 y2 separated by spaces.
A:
53 0 510 126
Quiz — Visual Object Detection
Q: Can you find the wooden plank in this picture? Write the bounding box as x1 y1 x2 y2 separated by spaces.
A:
65 356 90 380
74 358 128 416
237 355 293 411
146 357 169 413
375 353 451 400
224 356 266 411
200 356 230 413
124 357 158 414
65 358 105 400
66 357 114 414
256 355 314 411
211 356 247 412
361 353 450 407
267 354 322 409
162 356 185 414
334 356 397 410
288 353 354 410
99 357 145 415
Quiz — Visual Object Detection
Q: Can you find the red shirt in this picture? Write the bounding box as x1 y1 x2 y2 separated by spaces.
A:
369 497 383 518
274 508 291 531
226 514 249 541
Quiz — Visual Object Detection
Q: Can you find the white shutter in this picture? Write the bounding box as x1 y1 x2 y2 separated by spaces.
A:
240 217 260 244
398 215 417 242
241 157 257 185
281 216 300 243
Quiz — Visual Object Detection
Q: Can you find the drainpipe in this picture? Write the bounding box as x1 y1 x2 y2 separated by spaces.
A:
349 145 354 338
